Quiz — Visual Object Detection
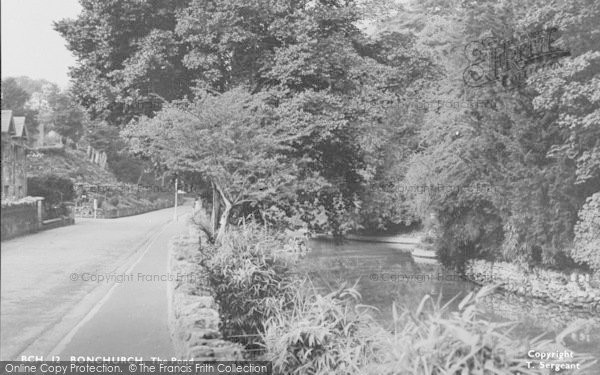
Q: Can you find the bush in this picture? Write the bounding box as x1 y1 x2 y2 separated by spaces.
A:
434 199 504 271
570 192 600 273
263 284 377 374
108 153 145 184
96 196 105 208
109 197 120 206
263 285 596 375
28 175 74 205
199 224 297 351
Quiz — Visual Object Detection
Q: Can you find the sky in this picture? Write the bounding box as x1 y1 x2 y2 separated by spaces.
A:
1 0 81 88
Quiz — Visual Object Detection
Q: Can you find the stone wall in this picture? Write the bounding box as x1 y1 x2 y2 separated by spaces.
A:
1 200 40 240
167 223 243 360
74 199 175 219
41 216 76 231
2 199 76 241
465 259 600 309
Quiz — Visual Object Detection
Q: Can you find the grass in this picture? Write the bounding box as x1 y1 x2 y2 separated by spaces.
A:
261 282 597 375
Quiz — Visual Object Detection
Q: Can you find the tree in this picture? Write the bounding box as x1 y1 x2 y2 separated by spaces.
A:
390 0 599 269
2 77 42 141
257 0 433 234
124 88 311 241
1 78 30 112
51 99 85 144
175 0 307 93
55 0 194 125
57 0 435 235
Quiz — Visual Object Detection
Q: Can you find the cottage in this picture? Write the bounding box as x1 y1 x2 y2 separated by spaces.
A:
1 110 29 200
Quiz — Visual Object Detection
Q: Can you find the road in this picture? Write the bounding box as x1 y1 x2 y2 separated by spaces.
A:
1 203 191 360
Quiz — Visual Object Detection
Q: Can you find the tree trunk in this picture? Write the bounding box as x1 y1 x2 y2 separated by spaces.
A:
136 170 144 185
211 182 220 237
216 203 232 243
213 181 232 243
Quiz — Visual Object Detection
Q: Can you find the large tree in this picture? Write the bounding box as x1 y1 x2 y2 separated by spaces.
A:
55 0 194 125
393 0 599 268
124 88 317 241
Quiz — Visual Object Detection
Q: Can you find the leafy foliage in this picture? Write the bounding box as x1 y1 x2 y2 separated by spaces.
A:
1 78 30 111
199 223 297 350
391 0 600 269
125 88 311 239
570 192 600 273
44 89 86 143
58 0 598 273
60 0 432 236
263 284 377 375
27 175 75 205
54 0 193 124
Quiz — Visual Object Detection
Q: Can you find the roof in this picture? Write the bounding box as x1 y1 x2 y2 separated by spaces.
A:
13 117 28 139
1 110 16 135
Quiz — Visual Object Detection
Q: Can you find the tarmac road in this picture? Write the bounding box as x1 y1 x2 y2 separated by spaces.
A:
1 203 190 360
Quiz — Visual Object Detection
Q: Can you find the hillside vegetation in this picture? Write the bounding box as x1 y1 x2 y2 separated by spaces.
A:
27 147 118 185
26 147 172 210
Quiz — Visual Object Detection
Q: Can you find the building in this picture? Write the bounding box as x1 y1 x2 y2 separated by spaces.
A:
1 110 29 200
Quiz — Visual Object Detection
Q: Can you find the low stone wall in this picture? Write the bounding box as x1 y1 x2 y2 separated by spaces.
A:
75 199 175 219
1 201 40 240
167 224 243 360
2 199 76 241
41 216 75 231
465 259 600 309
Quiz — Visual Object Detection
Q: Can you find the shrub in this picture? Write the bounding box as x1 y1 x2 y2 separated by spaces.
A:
199 224 297 351
434 199 504 271
96 196 105 208
262 284 378 375
109 197 119 206
570 192 600 273
108 153 145 184
28 175 74 205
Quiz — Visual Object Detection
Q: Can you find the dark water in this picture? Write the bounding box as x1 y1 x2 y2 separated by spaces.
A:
297 238 600 364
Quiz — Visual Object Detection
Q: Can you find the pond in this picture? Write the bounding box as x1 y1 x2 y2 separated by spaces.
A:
296 238 600 366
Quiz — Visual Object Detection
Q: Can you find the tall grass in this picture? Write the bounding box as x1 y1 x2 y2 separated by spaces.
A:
199 223 297 352
262 283 596 375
